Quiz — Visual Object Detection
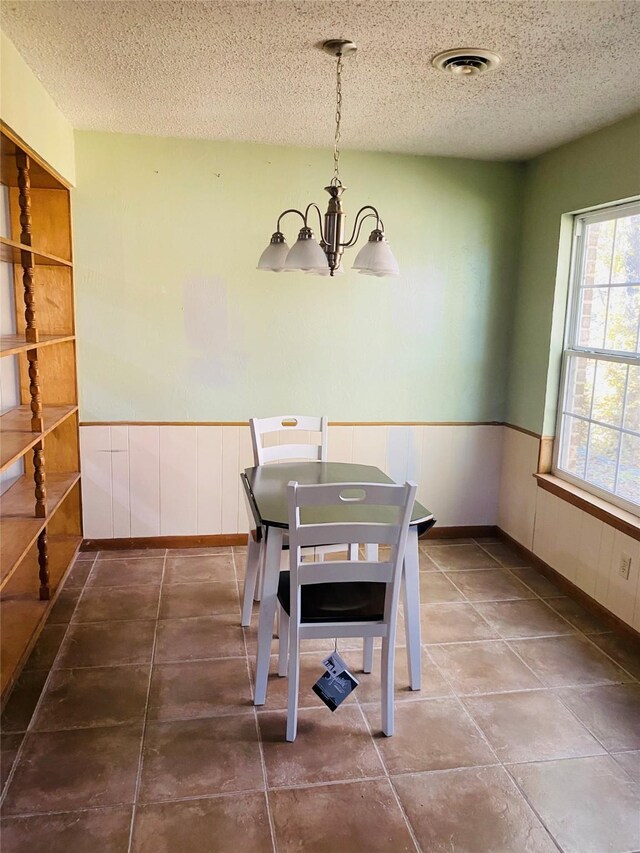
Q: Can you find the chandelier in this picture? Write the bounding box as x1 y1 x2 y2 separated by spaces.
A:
257 39 399 278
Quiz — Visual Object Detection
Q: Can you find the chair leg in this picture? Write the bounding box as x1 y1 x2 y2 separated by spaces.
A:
363 637 374 673
286 622 300 742
241 536 261 627
349 543 359 560
381 635 396 737
278 606 289 677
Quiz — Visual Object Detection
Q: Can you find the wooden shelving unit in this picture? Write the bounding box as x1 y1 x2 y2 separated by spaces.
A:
0 123 82 701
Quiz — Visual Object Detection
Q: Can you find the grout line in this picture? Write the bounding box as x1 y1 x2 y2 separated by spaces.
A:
232 543 278 853
354 700 422 853
0 554 100 806
125 549 168 853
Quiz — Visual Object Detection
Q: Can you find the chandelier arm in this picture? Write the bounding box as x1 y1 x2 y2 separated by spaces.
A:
276 208 308 232
304 203 325 243
341 206 384 248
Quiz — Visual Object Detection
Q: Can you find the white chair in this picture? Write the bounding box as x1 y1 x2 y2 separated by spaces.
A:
241 415 359 623
250 414 328 466
278 479 417 741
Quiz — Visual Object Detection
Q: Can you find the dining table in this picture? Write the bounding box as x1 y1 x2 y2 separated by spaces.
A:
242 461 436 706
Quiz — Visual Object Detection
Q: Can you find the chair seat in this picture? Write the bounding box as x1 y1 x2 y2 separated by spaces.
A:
277 571 385 623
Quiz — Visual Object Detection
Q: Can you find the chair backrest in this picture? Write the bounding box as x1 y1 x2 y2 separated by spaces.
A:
250 415 328 466
286 480 417 623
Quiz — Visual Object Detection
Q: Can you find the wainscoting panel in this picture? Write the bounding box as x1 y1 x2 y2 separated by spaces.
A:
80 422 503 540
499 425 640 631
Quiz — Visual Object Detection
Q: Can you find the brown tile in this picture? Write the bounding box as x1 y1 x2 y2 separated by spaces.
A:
244 623 362 659
429 641 542 695
418 550 441 571
546 597 613 634
511 755 640 853
154 614 245 662
87 557 164 588
98 548 165 559
32 665 150 731
589 631 640 679
419 572 464 602
446 569 534 601
73 584 161 622
132 794 272 853
140 715 263 801
56 621 156 668
420 603 498 644
164 554 235 584
1 806 133 853
558 683 640 750
23 624 67 670
394 765 556 853
269 779 415 853
478 541 531 568
428 543 500 571
148 658 252 720
167 546 232 557
510 635 634 687
159 581 239 619
464 690 605 762
364 697 496 773
510 567 563 598
1 733 23 791
64 559 94 588
74 550 99 561
2 723 142 815
47 587 82 624
612 750 640 781
355 646 452 704
259 706 383 787
1 670 49 732
474 599 577 639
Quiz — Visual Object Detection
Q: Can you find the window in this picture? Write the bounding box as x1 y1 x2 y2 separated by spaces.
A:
555 201 640 515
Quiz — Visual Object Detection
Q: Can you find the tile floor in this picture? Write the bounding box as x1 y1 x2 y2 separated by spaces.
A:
1 538 639 852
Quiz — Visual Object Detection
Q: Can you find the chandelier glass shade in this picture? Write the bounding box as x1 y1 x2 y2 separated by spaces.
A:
257 40 399 278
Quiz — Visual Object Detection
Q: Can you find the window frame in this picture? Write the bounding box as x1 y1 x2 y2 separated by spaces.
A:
553 199 640 517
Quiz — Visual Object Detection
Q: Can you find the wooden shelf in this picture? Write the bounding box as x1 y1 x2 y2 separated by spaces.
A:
0 334 75 358
0 471 81 590
1 533 81 697
0 404 78 471
0 236 72 267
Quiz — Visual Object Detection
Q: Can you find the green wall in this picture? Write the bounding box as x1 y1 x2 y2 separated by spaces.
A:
0 31 75 184
73 131 523 422
506 112 640 436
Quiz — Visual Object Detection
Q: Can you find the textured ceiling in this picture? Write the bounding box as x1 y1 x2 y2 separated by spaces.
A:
2 0 640 160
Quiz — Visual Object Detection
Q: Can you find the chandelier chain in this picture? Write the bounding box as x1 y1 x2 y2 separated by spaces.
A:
332 52 343 187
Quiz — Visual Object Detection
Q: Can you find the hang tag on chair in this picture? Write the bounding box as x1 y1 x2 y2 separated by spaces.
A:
313 652 359 712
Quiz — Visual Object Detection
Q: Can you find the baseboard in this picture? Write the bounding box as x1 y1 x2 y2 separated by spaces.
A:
422 525 499 540
497 527 640 642
81 534 248 551
82 525 497 551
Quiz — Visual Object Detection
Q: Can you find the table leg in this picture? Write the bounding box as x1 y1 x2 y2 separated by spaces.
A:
254 526 283 705
402 526 421 690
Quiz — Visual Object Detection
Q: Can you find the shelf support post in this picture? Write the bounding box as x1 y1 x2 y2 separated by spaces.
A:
26 347 44 432
16 151 38 344
33 440 47 519
37 528 50 600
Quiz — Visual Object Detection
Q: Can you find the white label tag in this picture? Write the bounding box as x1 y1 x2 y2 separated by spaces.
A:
322 651 349 678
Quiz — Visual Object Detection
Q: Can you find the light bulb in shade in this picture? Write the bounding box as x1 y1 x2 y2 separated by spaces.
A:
257 233 289 271
352 230 400 276
306 263 344 276
284 227 330 272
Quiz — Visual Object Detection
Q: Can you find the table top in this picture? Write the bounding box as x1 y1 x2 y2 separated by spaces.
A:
243 461 435 533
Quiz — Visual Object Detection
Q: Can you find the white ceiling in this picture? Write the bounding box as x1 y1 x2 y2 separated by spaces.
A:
2 0 640 160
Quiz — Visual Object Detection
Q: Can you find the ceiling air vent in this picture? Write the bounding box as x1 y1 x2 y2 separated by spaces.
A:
432 48 501 77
